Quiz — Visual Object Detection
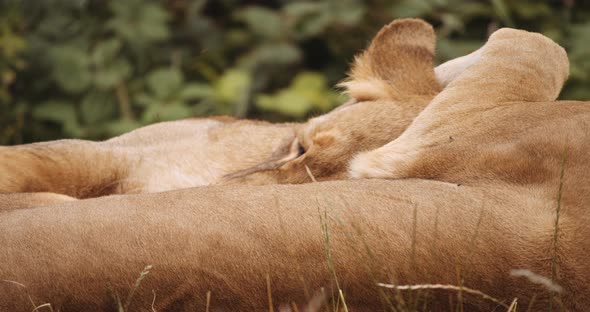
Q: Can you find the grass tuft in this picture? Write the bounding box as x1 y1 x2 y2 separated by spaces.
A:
377 283 509 309
124 264 153 311
267 273 275 312
510 269 562 293
318 202 348 312
206 291 211 312
305 165 318 183
550 147 568 311
151 289 157 312
506 298 518 312
31 303 54 312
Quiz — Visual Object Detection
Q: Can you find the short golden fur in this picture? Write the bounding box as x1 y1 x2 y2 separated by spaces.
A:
224 19 442 184
0 118 294 199
1 180 587 311
0 19 454 200
1 19 589 311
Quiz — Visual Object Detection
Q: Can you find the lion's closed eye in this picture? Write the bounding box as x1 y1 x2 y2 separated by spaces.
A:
297 142 306 157
290 138 307 159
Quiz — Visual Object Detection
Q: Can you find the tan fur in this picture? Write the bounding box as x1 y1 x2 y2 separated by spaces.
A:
1 180 587 311
348 28 573 186
0 19 456 199
2 20 590 311
0 192 76 210
340 19 440 101
224 19 441 185
0 118 294 198
340 26 590 309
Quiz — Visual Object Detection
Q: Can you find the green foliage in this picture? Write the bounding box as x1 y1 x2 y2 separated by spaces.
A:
257 71 341 118
1 0 589 144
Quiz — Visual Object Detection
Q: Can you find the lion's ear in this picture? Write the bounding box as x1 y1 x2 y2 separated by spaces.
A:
339 18 441 101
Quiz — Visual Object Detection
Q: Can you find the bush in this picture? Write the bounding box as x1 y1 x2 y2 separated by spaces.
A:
1 0 589 144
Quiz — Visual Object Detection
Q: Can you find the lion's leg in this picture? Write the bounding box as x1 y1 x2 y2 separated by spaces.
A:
1 180 584 311
434 48 483 87
349 28 569 179
0 192 77 211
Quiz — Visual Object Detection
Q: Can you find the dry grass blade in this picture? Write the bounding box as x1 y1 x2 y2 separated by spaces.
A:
318 203 348 312
124 264 153 311
524 294 537 312
333 205 398 312
510 269 563 293
550 147 567 312
506 298 518 312
410 203 418 274
2 279 26 288
151 289 157 312
206 291 211 312
305 165 318 183
267 273 275 312
31 303 54 312
338 289 348 312
377 283 509 309
111 288 123 312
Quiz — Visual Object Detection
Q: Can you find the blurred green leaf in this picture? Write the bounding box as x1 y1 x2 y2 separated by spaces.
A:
94 59 131 89
568 22 590 81
104 119 142 137
157 104 193 121
137 5 170 41
454 3 490 18
80 91 115 124
292 72 340 111
32 100 77 123
92 39 122 64
283 2 323 19
391 0 433 18
49 45 92 93
510 2 551 19
331 1 366 25
0 26 26 58
179 83 214 100
257 91 311 118
239 42 302 67
235 7 285 40
214 69 251 104
440 13 464 34
190 0 207 14
141 101 192 123
296 13 332 39
490 0 514 27
284 2 331 39
147 68 184 99
107 1 169 46
436 38 483 62
292 72 325 91
256 71 340 117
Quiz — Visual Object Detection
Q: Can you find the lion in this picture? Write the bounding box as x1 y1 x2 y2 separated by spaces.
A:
1 19 470 203
1 181 587 311
1 19 589 311
0 118 294 199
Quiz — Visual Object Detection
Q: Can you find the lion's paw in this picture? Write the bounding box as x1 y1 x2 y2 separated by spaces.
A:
348 147 415 180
